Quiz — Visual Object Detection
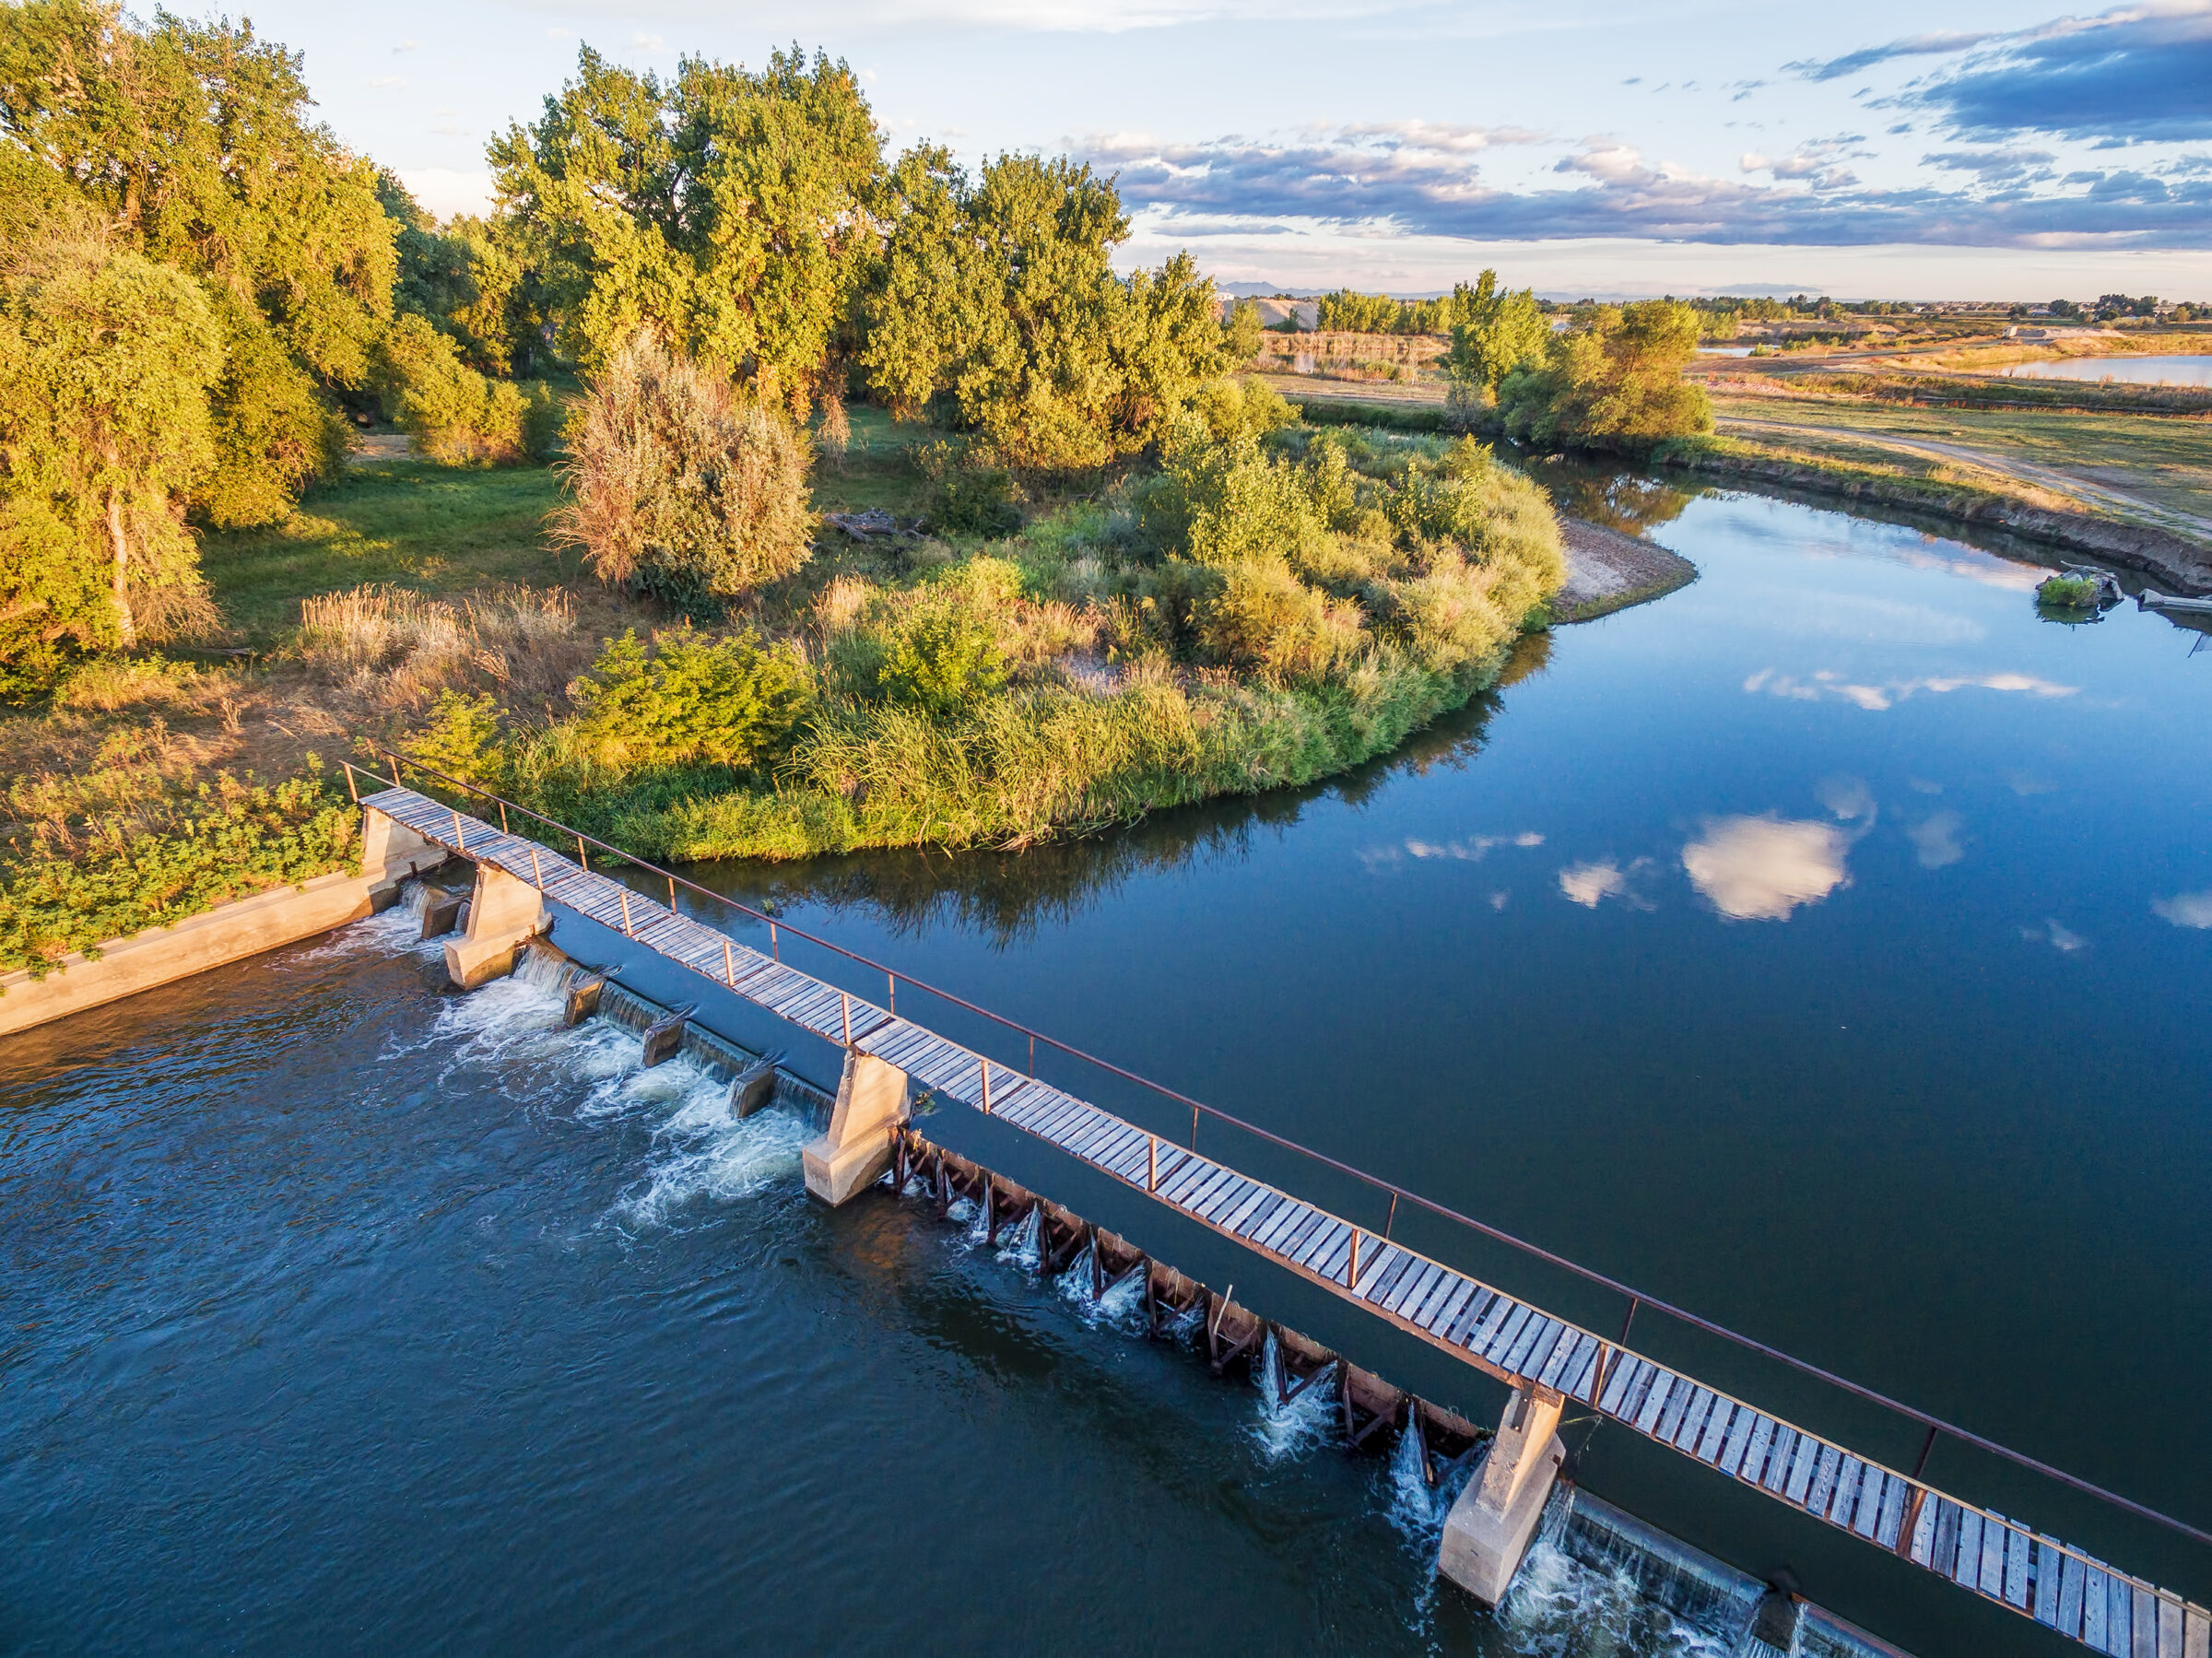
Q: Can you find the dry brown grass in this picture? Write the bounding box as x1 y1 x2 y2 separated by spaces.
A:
295 583 591 718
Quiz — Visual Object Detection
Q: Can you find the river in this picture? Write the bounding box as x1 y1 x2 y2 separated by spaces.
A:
5 482 2209 1655
2002 353 2212 386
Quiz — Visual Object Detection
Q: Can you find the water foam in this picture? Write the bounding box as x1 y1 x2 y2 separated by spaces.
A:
1247 1332 1339 1463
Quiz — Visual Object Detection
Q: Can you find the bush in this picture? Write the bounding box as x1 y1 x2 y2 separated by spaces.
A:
197 304 349 527
0 763 358 977
552 332 816 607
933 452 1022 537
878 600 1009 715
404 689 507 785
1197 557 1362 680
374 314 547 466
2037 574 2101 609
569 628 808 770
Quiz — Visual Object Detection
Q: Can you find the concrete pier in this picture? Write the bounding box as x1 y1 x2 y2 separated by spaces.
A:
1439 1383 1565 1606
803 1051 908 1205
442 860 547 990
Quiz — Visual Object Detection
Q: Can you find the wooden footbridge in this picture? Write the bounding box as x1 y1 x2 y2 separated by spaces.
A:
354 760 2209 1658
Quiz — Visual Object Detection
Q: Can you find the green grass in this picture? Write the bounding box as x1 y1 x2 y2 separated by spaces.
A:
1707 390 2212 527
201 458 571 640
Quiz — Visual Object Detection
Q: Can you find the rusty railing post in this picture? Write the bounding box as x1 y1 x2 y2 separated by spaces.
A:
529 847 543 889
841 993 852 1047
1347 1228 1361 1289
618 889 632 936
723 939 735 986
452 807 465 853
1147 1135 1158 1192
979 1056 992 1115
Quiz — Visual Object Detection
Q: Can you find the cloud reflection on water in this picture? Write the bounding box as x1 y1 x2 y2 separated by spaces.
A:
1681 815 1853 921
1744 667 2077 711
2153 891 2212 929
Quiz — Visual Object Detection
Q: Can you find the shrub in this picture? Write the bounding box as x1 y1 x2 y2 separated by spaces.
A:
933 452 1022 537
0 762 359 977
2037 574 2101 609
197 305 348 527
1197 557 1362 681
879 600 1009 715
404 689 507 785
552 332 816 607
374 314 543 466
569 628 808 770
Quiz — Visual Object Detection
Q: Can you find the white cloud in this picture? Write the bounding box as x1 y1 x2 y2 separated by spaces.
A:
1362 830 1542 868
2153 890 2212 928
633 31 667 51
394 39 419 53
1906 811 1966 868
1743 667 2077 711
1683 816 1852 921
1559 859 1628 907
370 76 406 89
2024 917 2088 952
1817 774 1875 821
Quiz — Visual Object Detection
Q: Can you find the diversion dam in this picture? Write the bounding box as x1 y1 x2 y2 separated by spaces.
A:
356 766 2212 1658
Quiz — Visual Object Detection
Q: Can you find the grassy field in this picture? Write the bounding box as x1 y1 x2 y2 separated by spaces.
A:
202 459 574 641
1704 388 2212 535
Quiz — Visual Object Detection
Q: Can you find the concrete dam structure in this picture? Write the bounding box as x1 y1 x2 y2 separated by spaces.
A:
357 768 2209 1658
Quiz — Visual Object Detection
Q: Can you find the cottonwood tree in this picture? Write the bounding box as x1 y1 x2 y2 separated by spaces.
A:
860 150 1227 472
1499 300 1712 449
489 45 882 418
0 240 223 680
0 0 394 523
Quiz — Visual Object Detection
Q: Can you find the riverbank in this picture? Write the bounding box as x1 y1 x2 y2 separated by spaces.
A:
1550 519 1697 623
1652 435 2212 594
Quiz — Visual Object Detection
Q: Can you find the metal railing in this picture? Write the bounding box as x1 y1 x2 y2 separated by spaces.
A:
344 747 2212 1563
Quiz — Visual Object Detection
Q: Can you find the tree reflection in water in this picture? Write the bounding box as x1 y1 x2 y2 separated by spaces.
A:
681 632 1552 948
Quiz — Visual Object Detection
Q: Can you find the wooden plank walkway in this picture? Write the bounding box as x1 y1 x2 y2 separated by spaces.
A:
369 785 2207 1656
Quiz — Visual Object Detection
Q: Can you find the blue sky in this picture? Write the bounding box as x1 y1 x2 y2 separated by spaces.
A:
228 0 2212 299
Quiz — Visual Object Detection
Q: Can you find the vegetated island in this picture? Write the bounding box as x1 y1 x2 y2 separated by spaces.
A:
3 17 1640 978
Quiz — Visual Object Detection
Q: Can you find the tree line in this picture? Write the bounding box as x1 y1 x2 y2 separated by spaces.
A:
0 6 1245 693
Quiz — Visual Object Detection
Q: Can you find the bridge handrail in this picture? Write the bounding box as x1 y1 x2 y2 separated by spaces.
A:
344 748 2212 1558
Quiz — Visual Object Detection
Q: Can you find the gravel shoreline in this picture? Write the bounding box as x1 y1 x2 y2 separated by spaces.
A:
1552 517 1698 622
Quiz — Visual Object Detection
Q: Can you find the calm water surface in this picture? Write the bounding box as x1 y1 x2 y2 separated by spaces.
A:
2002 352 2212 385
5 487 2209 1654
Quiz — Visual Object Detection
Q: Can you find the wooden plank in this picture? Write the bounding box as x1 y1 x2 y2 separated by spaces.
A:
2032 1538 2065 1627
1654 1379 1697 1444
1635 1372 1677 1436
1673 1388 1715 1452
2186 1605 2210 1658
1388 1262 1445 1319
1409 1268 1464 1329
1219 1184 1275 1235
1445 1288 1497 1347
1279 1210 1332 1263
1783 1436 1820 1506
1466 1297 1517 1358
1495 1309 1548 1379
1424 1277 1479 1336
1697 1400 1736 1464
1826 1457 1862 1525
1261 1204 1318 1256
1719 1406 1757 1476
1488 1305 1537 1370
2159 1594 2185 1658
1235 1192 1286 1240
1874 1474 1907 1546
1738 1416 1778 1487
2083 1564 2112 1650
1952 1510 1985 1588
1978 1511 2006 1598
1599 1354 1641 1417
1196 1175 1257 1225
1908 1489 1939 1566
1535 1325 1583 1391
2006 1526 2034 1611
1364 1249 1417 1305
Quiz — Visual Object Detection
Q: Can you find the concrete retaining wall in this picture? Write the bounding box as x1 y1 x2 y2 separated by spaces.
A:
0 867 398 1039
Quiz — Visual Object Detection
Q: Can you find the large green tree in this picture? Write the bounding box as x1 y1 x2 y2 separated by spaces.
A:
860 150 1226 471
1443 270 1550 394
0 0 393 523
488 44 882 417
0 239 223 676
1499 300 1712 449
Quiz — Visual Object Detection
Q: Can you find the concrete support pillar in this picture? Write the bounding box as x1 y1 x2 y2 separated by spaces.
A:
442 860 547 989
361 806 445 901
802 1050 908 1205
1439 1384 1566 1606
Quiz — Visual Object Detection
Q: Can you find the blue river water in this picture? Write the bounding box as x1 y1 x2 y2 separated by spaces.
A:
4 483 2208 1654
2002 353 2212 386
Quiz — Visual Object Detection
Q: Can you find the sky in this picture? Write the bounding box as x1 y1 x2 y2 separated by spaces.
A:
222 0 2212 300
